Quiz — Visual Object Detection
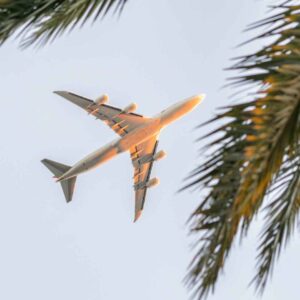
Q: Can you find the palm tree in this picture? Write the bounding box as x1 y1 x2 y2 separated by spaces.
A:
1 1 300 299
0 0 127 47
184 1 300 299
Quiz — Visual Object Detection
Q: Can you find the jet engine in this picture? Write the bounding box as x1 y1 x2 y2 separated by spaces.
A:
132 150 166 167
123 103 137 114
95 94 109 105
146 177 160 188
154 150 166 161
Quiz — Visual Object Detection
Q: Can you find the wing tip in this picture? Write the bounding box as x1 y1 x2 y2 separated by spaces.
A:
53 90 67 97
133 210 143 223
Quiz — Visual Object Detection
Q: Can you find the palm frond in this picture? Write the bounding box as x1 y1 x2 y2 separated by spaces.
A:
253 154 300 293
185 2 300 298
0 0 128 48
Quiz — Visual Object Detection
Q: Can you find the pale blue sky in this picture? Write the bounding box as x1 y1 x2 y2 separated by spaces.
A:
0 0 299 299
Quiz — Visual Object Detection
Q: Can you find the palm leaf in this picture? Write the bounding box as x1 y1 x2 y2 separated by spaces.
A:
0 0 128 48
184 1 300 298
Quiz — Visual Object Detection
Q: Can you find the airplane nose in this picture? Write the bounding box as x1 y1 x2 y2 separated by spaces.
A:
191 94 205 106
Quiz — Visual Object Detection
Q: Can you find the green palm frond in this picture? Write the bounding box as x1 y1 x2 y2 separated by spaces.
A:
0 0 128 47
254 154 300 293
185 2 300 298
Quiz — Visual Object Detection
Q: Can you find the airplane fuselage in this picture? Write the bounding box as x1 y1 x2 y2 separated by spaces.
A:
58 96 201 181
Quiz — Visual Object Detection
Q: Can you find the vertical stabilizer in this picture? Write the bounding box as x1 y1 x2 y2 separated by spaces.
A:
41 159 77 203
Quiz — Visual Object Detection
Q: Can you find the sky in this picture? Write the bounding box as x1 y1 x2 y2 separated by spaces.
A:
0 0 299 300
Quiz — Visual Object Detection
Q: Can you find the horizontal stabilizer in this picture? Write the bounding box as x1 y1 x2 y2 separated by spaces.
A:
41 159 76 203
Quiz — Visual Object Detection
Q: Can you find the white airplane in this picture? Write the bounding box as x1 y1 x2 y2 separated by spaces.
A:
42 91 204 221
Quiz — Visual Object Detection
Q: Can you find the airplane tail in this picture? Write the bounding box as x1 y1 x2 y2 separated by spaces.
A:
41 159 77 203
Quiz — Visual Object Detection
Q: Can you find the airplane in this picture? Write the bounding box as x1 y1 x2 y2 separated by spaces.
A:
42 91 204 222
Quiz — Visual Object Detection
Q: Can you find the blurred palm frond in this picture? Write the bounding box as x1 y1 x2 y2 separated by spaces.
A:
0 0 128 47
184 2 300 298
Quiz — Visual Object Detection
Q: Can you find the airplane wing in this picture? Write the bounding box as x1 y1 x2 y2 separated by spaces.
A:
54 91 148 136
130 135 159 222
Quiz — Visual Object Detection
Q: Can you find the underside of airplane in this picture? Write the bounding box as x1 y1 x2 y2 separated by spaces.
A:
42 91 203 221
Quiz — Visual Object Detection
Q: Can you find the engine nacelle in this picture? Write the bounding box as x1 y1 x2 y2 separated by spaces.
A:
123 102 137 114
95 94 109 105
146 177 160 188
154 150 166 161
